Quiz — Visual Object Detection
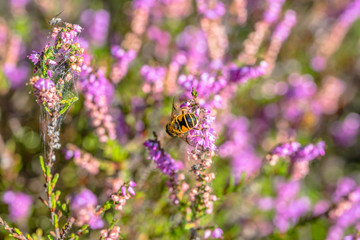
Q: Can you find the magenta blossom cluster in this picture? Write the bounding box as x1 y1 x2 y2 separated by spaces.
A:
64 144 100 175
331 113 360 147
140 65 167 95
268 141 325 164
267 140 326 180
204 228 224 239
79 66 116 143
110 46 137 84
81 9 110 47
273 180 310 232
219 116 262 181
327 178 360 240
100 226 121 240
147 26 170 58
196 0 226 19
30 76 60 110
185 104 217 151
28 21 84 113
144 135 184 204
176 26 208 72
263 0 285 24
272 10 297 43
70 188 104 229
144 138 183 177
2 191 32 222
111 181 137 211
178 72 227 108
229 61 268 83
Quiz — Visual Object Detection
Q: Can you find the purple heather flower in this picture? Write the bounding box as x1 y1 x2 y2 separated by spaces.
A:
331 113 360 147
291 141 326 162
28 51 40 64
313 200 331 216
338 0 360 27
229 61 268 83
212 228 224 239
176 26 208 72
141 65 167 84
197 0 226 19
232 148 261 181
270 141 301 158
81 9 110 47
128 187 136 196
33 78 55 91
286 73 317 99
30 77 60 109
70 188 98 210
10 0 30 9
311 56 327 72
2 63 29 88
147 26 171 58
80 67 116 142
272 10 297 42
88 215 104 229
204 229 212 239
178 73 227 99
144 139 183 176
129 181 137 187
70 189 104 229
133 0 155 9
121 186 127 196
333 177 357 203
111 46 137 83
3 191 32 221
257 197 274 211
220 116 261 180
47 59 57 65
187 110 217 151
73 24 83 33
263 0 285 24
269 141 326 166
344 236 355 240
274 180 310 232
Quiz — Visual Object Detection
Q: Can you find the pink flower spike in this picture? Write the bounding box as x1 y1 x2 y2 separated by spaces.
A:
73 24 83 33
128 187 136 196
28 51 40 64
121 186 127 196
204 229 212 239
48 59 58 65
212 228 224 239
129 181 137 187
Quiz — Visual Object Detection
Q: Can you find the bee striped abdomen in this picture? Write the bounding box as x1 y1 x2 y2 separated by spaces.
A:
175 113 197 133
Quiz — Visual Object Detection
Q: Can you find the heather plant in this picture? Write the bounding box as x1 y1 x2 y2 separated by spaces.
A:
1 0 360 240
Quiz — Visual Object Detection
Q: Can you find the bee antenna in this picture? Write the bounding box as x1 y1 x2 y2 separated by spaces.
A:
54 10 64 18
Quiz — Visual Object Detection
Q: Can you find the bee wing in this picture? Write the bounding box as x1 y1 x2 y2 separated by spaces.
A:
54 10 64 18
171 97 178 119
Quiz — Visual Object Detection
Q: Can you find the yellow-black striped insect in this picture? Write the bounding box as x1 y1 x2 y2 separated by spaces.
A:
166 98 198 139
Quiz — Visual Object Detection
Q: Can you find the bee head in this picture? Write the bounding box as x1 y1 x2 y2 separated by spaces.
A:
166 123 176 137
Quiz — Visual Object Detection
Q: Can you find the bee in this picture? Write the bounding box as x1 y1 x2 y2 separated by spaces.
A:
49 10 64 26
166 98 198 140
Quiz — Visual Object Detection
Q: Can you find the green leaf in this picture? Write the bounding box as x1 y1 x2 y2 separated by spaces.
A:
40 156 46 174
51 173 59 188
60 91 78 105
14 228 22 235
45 166 51 179
51 193 56 210
54 214 59 229
47 235 55 240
